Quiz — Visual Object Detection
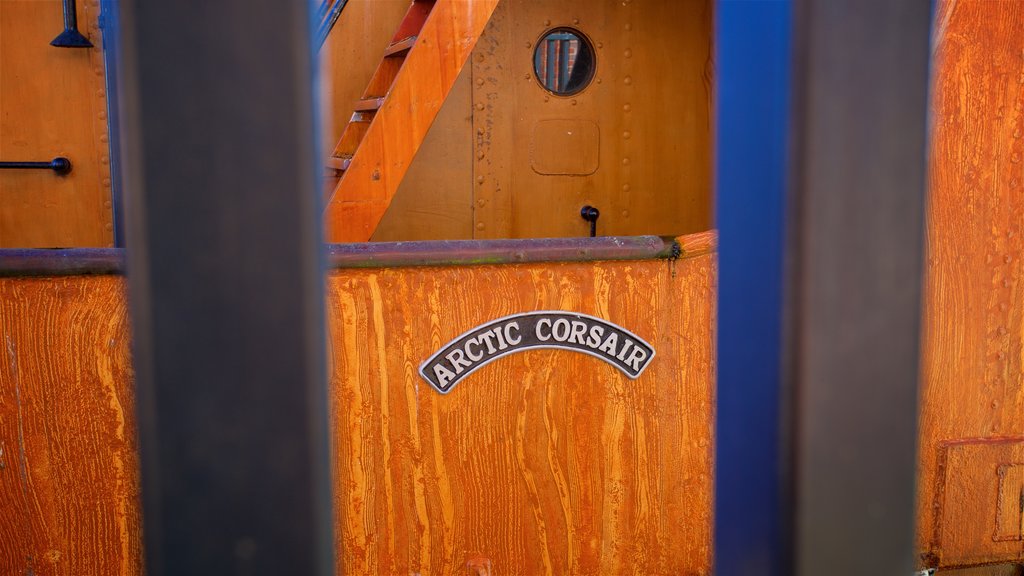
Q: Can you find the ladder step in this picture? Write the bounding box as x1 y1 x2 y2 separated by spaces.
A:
353 97 385 112
326 156 352 172
384 36 417 57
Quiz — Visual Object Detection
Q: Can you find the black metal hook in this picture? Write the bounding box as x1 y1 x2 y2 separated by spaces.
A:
0 157 73 176
580 205 600 237
51 0 93 48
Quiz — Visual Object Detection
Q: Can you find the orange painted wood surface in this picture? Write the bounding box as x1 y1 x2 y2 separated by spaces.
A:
0 277 140 575
320 0 410 156
0 236 715 575
917 1 1024 569
324 0 499 242
327 249 716 574
0 0 115 248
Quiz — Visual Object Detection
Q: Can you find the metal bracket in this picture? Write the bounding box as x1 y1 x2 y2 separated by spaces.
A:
580 205 600 237
51 0 93 48
0 157 72 175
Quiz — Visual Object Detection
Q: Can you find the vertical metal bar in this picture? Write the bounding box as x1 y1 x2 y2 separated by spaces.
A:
788 1 931 573
116 2 333 576
99 0 124 246
559 39 570 91
714 2 793 574
717 0 931 574
546 39 557 90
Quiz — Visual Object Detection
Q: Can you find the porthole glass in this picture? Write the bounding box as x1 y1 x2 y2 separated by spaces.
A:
533 28 596 96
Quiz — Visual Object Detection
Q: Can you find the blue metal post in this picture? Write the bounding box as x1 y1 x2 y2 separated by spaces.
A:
714 2 793 575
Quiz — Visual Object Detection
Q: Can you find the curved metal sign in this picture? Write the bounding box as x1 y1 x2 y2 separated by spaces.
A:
419 311 656 394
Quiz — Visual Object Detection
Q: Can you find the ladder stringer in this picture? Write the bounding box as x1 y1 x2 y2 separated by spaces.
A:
324 0 499 243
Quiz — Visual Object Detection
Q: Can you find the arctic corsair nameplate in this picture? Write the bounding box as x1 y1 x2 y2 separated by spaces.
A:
419 311 656 394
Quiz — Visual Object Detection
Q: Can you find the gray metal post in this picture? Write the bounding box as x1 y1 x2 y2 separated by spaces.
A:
116 2 333 575
788 1 931 573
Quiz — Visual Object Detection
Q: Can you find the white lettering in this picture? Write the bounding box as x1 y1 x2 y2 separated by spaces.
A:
569 321 588 344
536 318 552 341
617 339 634 362
446 349 473 373
477 331 498 354
505 322 522 345
625 347 648 371
598 332 619 355
465 338 483 361
587 325 605 348
552 318 571 342
433 364 456 387
493 326 509 349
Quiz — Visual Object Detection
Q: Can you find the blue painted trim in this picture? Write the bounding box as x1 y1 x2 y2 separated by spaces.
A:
99 0 123 247
714 1 793 575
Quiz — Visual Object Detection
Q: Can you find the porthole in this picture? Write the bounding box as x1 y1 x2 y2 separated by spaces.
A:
533 28 596 96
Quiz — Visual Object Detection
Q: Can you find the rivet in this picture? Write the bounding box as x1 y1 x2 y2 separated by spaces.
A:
100 156 109 163
623 76 632 85
476 78 485 87
526 41 532 48
477 127 485 135
476 102 485 110
623 103 632 112
596 78 603 84
597 42 604 49
625 23 632 31
476 53 485 62
622 157 630 165
622 184 631 191
102 178 111 186
621 210 630 218
372 169 381 181
100 135 109 143
94 67 103 76
623 131 631 139
477 176 486 184
544 19 551 26
571 99 577 106
573 18 580 24
624 49 632 58
104 223 113 231
96 89 105 97
477 198 487 207
525 73 532 79
478 151 485 159
544 95 550 102
476 222 486 230
103 200 112 208
107 243 114 248
98 111 107 120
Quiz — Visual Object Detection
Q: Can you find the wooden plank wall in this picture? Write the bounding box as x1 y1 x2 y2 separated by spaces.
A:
0 236 716 575
917 1 1024 570
328 238 716 574
0 277 140 575
0 0 114 248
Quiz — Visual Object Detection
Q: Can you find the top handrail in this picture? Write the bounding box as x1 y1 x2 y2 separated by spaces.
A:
316 0 350 50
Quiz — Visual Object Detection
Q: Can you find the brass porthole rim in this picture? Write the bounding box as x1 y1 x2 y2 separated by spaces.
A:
531 26 598 98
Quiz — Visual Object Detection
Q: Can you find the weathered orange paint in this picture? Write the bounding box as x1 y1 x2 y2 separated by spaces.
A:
917 0 1024 569
0 277 141 575
327 244 716 574
0 234 716 575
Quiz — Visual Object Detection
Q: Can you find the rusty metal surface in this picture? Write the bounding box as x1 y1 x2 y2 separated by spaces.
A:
0 236 679 276
0 248 123 276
